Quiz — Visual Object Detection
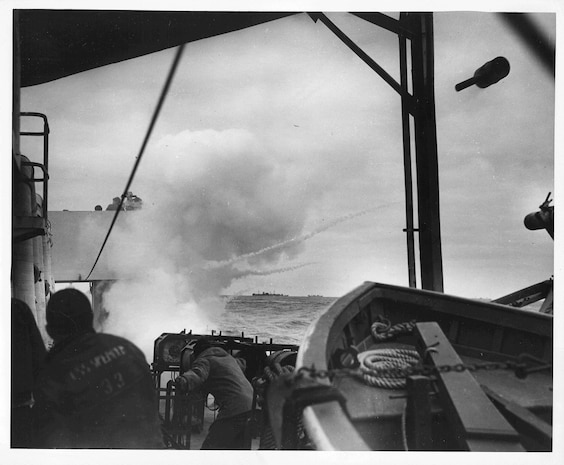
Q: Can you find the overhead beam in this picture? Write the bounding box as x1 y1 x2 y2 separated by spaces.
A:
308 12 414 110
17 10 298 87
351 12 414 39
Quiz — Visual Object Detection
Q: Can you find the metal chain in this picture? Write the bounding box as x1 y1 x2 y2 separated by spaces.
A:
295 358 536 382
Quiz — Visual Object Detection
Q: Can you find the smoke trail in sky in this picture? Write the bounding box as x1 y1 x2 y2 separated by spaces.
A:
232 263 314 278
208 204 396 269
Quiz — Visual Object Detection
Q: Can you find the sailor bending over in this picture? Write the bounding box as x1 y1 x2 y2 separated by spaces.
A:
175 338 253 449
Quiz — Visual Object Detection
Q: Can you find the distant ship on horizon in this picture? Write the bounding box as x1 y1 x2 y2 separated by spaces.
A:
251 291 288 297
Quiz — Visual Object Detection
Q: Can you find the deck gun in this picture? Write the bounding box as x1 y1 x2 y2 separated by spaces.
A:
524 192 554 239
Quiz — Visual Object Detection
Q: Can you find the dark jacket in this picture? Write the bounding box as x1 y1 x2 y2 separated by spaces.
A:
33 331 163 449
11 299 47 448
181 347 253 420
11 299 46 406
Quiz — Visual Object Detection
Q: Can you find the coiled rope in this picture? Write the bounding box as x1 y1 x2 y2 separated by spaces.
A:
357 348 420 389
371 319 416 342
351 319 420 389
359 320 420 449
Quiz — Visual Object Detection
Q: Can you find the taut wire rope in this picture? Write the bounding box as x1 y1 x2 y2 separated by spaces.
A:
85 44 185 281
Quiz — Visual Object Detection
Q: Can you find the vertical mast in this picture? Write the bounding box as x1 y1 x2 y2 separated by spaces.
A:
402 12 444 292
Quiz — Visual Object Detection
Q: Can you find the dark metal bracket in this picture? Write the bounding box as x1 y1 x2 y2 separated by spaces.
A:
307 12 444 291
308 12 416 112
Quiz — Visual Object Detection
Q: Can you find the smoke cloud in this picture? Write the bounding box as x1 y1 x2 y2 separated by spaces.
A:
96 127 385 358
99 128 319 356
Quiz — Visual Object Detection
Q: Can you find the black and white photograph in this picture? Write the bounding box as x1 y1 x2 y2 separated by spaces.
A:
4 0 561 463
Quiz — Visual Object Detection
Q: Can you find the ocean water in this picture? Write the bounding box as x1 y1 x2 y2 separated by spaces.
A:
216 295 338 346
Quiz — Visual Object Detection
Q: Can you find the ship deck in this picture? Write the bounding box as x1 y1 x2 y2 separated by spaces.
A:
160 392 261 450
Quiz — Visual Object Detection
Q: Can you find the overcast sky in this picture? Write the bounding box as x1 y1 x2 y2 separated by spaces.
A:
1 3 561 463
14 5 556 312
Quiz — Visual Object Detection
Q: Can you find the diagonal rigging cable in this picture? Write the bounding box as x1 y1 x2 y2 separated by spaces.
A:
85 44 185 281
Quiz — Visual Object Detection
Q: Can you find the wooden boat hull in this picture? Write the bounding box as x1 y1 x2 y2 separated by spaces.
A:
296 282 553 451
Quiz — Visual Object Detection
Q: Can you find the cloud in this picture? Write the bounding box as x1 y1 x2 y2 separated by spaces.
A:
97 127 319 353
138 127 312 261
18 11 555 313
94 124 403 354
